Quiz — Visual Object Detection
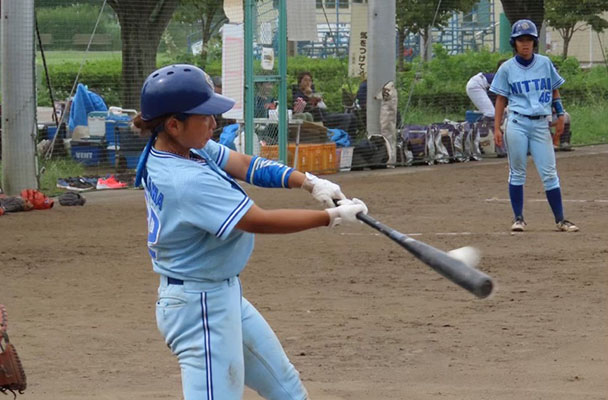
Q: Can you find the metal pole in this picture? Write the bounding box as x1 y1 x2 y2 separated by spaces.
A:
1 0 38 195
244 0 255 155
366 0 396 136
278 0 287 164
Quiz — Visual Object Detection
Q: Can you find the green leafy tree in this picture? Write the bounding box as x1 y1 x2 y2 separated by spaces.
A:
173 0 228 67
396 0 478 68
545 0 608 59
499 0 545 30
107 0 180 110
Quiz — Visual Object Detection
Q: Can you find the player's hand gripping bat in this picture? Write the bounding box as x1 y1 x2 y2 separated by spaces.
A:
336 200 494 298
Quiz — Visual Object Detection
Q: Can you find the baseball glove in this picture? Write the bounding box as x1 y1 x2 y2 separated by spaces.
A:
0 197 32 213
58 191 86 206
0 305 27 398
20 189 53 210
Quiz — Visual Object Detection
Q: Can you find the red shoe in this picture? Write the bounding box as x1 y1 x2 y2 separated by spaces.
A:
96 175 127 190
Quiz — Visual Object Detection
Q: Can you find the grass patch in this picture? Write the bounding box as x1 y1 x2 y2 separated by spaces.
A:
401 107 463 125
36 50 122 65
0 157 89 197
39 158 86 196
36 50 174 66
568 101 608 146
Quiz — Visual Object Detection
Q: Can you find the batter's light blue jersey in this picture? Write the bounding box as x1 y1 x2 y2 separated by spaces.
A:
143 140 254 282
490 54 564 117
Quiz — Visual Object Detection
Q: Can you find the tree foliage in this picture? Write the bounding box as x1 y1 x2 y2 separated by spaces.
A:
545 0 608 58
106 0 180 110
395 0 478 67
173 0 228 67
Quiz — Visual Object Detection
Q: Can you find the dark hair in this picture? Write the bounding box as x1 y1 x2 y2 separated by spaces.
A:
132 113 169 137
297 71 312 85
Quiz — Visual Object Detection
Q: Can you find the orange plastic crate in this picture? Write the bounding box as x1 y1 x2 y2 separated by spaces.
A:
260 143 337 175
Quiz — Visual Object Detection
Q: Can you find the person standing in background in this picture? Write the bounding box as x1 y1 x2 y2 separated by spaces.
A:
490 19 578 233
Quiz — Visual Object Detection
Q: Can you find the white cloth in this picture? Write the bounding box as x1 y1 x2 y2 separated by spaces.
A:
466 73 495 118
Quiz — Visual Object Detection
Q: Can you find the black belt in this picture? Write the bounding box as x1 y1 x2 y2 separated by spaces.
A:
167 277 184 285
512 111 547 120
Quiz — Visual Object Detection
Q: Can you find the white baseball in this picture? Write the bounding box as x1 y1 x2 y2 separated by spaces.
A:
447 246 481 268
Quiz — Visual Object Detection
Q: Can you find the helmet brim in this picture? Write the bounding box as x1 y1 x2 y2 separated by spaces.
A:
185 93 236 115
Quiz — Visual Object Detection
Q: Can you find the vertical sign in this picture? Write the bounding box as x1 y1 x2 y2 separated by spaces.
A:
348 2 368 77
222 23 244 120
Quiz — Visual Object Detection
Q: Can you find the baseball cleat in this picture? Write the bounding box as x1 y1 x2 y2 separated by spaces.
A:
511 217 526 232
556 219 579 232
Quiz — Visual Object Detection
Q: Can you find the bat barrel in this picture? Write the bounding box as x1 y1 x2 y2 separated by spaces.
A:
356 212 494 298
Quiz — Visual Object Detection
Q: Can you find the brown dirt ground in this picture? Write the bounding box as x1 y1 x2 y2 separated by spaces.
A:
2 145 607 400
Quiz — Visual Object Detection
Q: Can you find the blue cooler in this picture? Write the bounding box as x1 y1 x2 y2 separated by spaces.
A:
105 116 131 146
465 110 484 123
71 140 105 166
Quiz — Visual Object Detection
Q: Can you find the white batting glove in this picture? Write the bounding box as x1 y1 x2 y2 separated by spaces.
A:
325 198 368 228
301 172 346 208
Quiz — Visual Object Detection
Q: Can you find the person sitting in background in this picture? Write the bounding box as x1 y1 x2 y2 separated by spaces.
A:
293 71 357 137
356 79 367 112
254 81 277 118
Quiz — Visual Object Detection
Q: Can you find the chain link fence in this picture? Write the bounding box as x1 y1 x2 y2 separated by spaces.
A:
1 0 606 192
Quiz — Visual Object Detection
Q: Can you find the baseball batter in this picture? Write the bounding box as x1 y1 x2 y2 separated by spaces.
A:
133 64 368 400
490 19 578 232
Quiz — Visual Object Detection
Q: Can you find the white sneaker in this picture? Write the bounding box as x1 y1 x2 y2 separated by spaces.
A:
511 217 526 232
556 220 579 232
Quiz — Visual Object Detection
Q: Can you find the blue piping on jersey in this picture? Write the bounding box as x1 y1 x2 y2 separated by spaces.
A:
200 292 214 400
215 145 226 166
216 196 251 238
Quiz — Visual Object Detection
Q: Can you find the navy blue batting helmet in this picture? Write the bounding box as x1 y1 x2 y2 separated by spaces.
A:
510 19 538 46
140 64 235 121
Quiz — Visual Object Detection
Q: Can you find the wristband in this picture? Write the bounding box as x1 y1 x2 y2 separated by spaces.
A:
552 98 565 116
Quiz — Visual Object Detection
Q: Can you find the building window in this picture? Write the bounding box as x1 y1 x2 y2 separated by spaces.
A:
316 0 323 8
325 0 336 8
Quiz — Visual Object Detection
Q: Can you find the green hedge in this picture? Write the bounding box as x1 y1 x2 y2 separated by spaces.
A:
36 4 121 51
36 48 608 113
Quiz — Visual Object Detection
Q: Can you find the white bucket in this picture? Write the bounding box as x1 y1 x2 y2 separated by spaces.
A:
88 111 107 137
337 146 354 172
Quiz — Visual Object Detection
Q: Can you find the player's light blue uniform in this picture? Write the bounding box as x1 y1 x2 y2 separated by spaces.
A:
143 139 307 400
490 54 564 190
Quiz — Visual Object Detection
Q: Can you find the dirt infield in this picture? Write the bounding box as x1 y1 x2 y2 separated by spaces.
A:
2 145 607 399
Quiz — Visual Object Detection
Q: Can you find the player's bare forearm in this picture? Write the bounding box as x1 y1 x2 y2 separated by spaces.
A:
494 95 506 132
494 95 507 147
287 170 306 189
236 204 329 233
552 88 560 100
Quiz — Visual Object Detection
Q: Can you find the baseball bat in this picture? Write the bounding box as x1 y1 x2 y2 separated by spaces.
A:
354 210 494 298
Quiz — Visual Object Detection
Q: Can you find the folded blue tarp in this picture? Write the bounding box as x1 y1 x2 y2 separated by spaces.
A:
327 128 351 147
68 83 108 133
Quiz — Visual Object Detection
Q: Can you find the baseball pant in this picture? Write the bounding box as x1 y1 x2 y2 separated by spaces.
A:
504 112 560 191
466 73 495 118
156 276 307 400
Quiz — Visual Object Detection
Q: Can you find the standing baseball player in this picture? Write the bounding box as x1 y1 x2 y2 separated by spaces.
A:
132 64 367 400
490 19 578 232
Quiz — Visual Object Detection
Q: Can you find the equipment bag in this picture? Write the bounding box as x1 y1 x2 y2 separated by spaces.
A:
400 124 434 166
